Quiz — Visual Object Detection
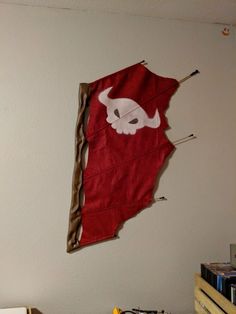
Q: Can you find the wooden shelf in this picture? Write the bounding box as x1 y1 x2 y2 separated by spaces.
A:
194 273 236 314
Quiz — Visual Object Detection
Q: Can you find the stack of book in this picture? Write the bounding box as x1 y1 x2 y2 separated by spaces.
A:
201 262 236 304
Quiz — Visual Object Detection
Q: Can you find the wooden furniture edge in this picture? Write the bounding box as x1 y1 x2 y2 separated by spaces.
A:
195 299 209 314
195 286 225 313
195 273 236 313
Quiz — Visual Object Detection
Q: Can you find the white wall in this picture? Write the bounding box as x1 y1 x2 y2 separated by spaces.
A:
0 4 236 314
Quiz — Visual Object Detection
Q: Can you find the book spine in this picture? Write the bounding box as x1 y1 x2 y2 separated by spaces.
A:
222 277 236 300
231 285 236 305
201 263 207 280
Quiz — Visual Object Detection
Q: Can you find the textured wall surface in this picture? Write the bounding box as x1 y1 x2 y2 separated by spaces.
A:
0 3 236 314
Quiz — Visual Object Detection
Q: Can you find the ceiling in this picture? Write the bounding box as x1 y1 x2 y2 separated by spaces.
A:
1 0 236 26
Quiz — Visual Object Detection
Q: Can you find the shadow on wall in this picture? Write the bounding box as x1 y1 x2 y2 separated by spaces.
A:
32 309 43 314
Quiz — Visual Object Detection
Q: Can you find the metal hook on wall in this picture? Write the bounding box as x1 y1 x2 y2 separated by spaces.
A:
155 196 168 202
140 59 148 66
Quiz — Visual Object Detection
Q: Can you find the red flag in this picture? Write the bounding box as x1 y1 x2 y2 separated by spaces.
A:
67 63 179 252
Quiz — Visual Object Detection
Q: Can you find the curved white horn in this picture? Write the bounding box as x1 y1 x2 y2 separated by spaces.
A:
98 86 113 107
145 109 161 128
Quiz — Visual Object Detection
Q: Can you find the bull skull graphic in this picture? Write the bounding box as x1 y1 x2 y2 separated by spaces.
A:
98 87 161 135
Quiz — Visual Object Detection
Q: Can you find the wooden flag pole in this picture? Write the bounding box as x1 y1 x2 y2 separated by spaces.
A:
179 70 200 84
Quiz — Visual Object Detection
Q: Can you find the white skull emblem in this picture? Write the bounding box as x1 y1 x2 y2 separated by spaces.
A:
98 87 161 135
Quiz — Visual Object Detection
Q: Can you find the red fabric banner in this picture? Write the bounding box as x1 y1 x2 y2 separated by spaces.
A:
68 63 179 251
